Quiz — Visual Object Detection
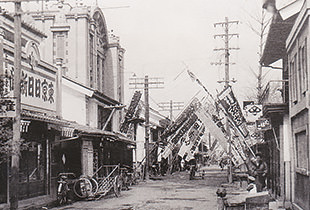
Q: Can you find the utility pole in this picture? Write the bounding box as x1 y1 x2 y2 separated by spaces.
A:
11 1 21 209
214 17 239 184
0 1 55 208
129 76 164 180
213 17 239 86
158 100 184 120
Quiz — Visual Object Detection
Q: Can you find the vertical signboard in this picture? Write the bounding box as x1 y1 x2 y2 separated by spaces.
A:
0 98 16 117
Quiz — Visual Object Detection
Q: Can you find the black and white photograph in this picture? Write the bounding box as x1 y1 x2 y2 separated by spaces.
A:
0 0 309 209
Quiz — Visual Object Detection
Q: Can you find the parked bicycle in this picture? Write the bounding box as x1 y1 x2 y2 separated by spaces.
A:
57 173 76 205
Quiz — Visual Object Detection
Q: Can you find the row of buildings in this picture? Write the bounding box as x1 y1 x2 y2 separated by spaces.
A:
259 0 310 209
0 1 168 209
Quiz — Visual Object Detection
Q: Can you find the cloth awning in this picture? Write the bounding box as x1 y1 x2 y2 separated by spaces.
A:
260 12 297 66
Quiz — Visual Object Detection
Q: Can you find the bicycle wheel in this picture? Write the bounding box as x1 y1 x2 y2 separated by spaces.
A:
73 177 93 199
113 175 121 197
89 177 99 195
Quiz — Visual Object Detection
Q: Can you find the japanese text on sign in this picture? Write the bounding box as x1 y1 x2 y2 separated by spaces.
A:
0 98 16 118
3 64 56 112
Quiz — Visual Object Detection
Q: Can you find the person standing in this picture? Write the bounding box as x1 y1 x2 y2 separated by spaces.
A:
189 157 197 180
253 153 268 192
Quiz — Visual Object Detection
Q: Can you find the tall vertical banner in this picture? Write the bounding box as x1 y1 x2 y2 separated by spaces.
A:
185 124 205 161
178 119 204 158
120 91 142 133
196 107 228 152
162 113 198 159
217 86 249 138
161 98 200 140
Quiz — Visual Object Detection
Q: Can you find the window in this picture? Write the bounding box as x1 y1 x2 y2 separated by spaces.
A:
97 55 101 91
301 39 308 93
296 131 309 170
98 105 112 131
102 57 105 90
90 34 94 88
290 55 298 103
56 35 65 59
298 47 302 95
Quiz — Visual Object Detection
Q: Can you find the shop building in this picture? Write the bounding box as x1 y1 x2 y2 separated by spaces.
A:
261 0 310 209
24 1 134 180
133 103 169 173
0 13 68 208
0 1 133 208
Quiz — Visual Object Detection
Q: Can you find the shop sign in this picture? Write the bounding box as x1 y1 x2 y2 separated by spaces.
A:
243 103 262 123
218 86 249 138
0 97 16 117
256 118 271 131
3 64 56 112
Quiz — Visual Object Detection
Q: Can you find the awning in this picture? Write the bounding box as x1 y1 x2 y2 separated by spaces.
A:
68 122 136 145
260 12 297 66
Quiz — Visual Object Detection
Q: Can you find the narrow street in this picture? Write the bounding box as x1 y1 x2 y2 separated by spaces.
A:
50 166 227 210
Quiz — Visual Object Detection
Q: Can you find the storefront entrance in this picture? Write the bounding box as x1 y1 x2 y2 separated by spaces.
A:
19 121 48 200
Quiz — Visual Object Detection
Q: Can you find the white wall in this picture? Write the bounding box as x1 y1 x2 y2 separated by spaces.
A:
62 84 87 125
136 125 145 162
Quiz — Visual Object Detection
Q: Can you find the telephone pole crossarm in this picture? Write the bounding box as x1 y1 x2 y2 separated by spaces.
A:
214 33 239 38
213 47 240 51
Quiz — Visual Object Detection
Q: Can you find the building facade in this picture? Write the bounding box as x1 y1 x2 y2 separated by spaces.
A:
25 1 133 180
261 0 310 209
0 1 133 208
0 13 68 208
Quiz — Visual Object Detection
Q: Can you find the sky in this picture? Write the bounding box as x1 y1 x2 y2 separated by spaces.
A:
3 0 282 119
92 0 281 118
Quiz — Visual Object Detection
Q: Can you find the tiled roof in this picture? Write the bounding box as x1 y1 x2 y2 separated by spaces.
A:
68 122 135 145
21 110 69 125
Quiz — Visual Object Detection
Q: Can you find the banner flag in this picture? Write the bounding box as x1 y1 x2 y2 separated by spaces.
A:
231 136 247 161
178 119 204 158
217 86 249 138
196 107 228 152
187 70 214 99
161 98 200 140
120 91 142 133
162 113 198 159
231 145 244 166
185 125 205 161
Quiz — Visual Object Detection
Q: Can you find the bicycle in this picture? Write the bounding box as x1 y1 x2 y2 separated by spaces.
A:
57 173 76 205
